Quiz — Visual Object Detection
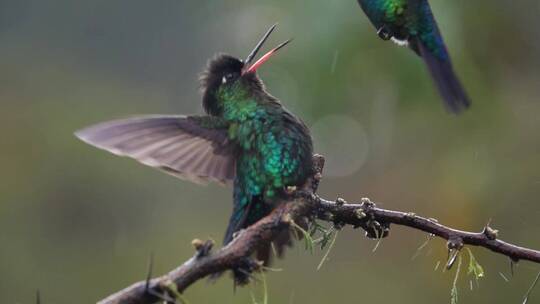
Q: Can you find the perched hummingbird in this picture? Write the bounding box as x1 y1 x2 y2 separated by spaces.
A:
356 0 471 113
75 24 313 281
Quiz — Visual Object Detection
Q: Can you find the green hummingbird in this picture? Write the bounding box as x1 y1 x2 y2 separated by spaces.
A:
75 24 313 281
357 0 471 113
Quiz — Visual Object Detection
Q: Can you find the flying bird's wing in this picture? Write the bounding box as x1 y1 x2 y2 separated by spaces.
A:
75 115 236 185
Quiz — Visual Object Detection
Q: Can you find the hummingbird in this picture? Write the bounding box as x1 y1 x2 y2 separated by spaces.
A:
356 0 471 113
75 24 313 282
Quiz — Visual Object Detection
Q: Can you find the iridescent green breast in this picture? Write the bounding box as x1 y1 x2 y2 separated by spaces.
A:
232 106 312 200
217 81 313 213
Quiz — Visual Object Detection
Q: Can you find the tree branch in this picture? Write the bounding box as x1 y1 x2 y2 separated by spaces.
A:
98 155 540 304
315 197 540 264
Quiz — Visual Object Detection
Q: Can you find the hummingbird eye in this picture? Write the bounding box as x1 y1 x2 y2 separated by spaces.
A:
221 73 236 84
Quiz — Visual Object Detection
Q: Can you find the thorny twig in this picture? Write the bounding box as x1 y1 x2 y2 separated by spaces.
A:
98 155 540 304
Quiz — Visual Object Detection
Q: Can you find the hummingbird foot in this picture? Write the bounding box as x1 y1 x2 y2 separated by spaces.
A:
377 25 392 41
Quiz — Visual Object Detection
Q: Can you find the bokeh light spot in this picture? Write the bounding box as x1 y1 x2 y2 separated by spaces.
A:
311 114 369 177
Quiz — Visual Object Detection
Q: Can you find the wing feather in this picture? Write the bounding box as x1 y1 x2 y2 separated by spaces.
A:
75 115 236 185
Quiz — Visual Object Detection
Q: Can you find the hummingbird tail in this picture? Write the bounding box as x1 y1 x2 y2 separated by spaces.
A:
211 196 305 285
413 37 471 114
256 225 295 266
209 196 270 284
230 218 300 285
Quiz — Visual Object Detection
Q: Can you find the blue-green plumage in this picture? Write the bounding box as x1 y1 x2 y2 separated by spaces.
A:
357 0 470 113
75 28 312 282
203 55 313 246
226 104 312 244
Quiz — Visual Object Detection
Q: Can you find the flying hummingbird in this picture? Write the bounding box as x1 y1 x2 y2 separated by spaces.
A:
356 0 471 113
75 24 313 281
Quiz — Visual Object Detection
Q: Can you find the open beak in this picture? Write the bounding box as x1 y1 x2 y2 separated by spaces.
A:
242 23 291 75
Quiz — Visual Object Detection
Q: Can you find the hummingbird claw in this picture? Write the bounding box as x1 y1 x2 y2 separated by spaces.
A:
377 25 392 40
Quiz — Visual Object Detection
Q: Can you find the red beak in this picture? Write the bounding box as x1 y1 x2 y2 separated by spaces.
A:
241 24 292 75
243 39 292 75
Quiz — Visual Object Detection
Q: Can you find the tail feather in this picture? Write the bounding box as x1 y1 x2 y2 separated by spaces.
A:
413 38 471 114
256 228 294 266
215 195 305 285
256 215 308 267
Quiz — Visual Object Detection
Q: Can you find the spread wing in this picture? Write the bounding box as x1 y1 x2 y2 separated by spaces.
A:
75 115 236 185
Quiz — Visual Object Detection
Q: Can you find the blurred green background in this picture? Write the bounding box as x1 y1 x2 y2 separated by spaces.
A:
1 0 540 303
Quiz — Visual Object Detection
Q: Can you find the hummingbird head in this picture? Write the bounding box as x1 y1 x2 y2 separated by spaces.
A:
200 24 290 116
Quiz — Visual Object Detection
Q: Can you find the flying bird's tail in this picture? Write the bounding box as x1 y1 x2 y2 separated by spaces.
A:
412 37 471 114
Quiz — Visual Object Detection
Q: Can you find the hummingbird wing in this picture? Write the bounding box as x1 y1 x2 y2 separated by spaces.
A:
75 115 236 185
